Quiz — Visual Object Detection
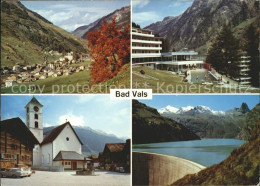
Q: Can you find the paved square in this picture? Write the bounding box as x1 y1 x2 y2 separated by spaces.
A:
1 170 131 186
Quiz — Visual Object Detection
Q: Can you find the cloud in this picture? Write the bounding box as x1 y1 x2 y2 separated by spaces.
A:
132 0 150 8
58 113 85 127
132 11 161 24
28 4 115 31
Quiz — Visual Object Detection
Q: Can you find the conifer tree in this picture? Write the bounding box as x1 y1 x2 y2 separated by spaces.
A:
206 25 240 78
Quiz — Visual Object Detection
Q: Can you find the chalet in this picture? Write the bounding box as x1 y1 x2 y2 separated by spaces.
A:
5 80 17 87
103 143 125 170
98 152 105 168
39 75 47 80
89 155 99 167
12 65 20 71
0 118 39 169
8 75 17 81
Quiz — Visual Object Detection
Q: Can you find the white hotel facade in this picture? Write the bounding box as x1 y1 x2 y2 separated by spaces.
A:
131 27 205 72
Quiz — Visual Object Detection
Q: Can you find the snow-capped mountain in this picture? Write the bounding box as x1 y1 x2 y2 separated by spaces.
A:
159 103 250 138
158 105 225 116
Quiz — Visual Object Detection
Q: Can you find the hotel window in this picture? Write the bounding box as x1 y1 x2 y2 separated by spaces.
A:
65 162 67 165
35 114 38 119
35 121 38 128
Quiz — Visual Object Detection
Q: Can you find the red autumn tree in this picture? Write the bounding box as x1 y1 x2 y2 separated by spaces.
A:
87 17 130 84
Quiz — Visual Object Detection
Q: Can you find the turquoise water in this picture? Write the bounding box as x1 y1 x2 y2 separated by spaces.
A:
133 139 246 167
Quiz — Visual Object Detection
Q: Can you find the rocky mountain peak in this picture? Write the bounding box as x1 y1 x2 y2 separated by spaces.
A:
239 102 250 114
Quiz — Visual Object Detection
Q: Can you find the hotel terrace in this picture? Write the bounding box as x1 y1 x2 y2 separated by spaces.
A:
132 27 205 72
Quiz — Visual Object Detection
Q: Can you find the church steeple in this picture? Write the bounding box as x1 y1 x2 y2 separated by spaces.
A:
25 97 43 143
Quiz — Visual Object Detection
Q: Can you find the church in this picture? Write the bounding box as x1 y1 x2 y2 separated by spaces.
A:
1 97 87 171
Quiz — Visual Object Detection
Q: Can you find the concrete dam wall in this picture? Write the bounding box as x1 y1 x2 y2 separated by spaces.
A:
133 151 205 185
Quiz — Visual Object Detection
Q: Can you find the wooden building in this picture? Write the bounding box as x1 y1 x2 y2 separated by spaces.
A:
0 118 39 169
102 139 131 171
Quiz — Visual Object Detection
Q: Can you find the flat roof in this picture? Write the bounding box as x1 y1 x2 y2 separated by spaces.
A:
156 61 204 65
162 51 198 56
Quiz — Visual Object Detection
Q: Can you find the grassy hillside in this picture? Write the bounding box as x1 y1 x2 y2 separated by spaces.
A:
1 63 130 93
132 100 200 144
1 1 88 67
172 121 260 185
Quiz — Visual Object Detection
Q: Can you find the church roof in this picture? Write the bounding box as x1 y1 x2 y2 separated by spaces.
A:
53 151 90 161
25 96 43 108
41 122 83 145
1 117 39 146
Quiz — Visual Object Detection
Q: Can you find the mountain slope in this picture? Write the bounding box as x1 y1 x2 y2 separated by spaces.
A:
172 120 260 185
1 0 88 67
238 103 260 140
145 0 259 53
43 126 124 155
132 100 200 144
160 103 249 138
72 6 130 38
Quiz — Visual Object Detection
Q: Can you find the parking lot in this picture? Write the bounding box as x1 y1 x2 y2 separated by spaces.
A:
0 170 131 186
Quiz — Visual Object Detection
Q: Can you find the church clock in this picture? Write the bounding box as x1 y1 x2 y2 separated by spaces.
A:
34 106 39 112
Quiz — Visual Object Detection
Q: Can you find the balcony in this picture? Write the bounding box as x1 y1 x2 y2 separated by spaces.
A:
132 46 162 51
132 32 155 38
132 53 162 58
132 39 162 45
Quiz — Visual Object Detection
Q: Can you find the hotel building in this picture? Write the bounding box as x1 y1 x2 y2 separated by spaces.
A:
131 27 204 72
236 55 251 85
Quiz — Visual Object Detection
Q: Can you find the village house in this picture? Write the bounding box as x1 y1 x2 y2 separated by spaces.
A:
5 80 17 87
101 139 130 172
0 118 39 169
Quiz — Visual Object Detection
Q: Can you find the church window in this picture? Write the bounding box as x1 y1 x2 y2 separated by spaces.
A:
66 137 69 141
27 107 29 113
35 121 38 128
35 114 38 119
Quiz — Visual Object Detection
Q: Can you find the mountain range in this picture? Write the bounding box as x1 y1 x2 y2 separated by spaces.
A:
172 104 260 185
132 100 200 144
1 0 88 67
159 103 251 138
43 126 125 155
145 0 259 54
72 6 130 38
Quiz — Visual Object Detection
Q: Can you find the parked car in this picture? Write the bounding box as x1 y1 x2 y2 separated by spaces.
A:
0 167 32 178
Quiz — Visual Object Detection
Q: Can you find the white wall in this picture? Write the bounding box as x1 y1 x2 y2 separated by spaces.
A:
32 145 42 166
53 124 82 158
41 143 53 166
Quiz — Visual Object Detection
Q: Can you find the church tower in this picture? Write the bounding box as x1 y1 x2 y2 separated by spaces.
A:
25 97 43 143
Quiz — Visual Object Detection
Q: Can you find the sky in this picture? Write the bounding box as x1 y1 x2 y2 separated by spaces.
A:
132 0 193 28
1 95 131 138
139 95 260 111
21 1 130 32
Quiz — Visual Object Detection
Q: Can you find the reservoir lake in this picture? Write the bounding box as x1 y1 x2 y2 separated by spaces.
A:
133 139 246 167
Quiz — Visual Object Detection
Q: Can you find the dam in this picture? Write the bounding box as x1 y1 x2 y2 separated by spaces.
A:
133 151 206 185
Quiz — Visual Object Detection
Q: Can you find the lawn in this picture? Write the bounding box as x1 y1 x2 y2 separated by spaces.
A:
132 66 260 93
